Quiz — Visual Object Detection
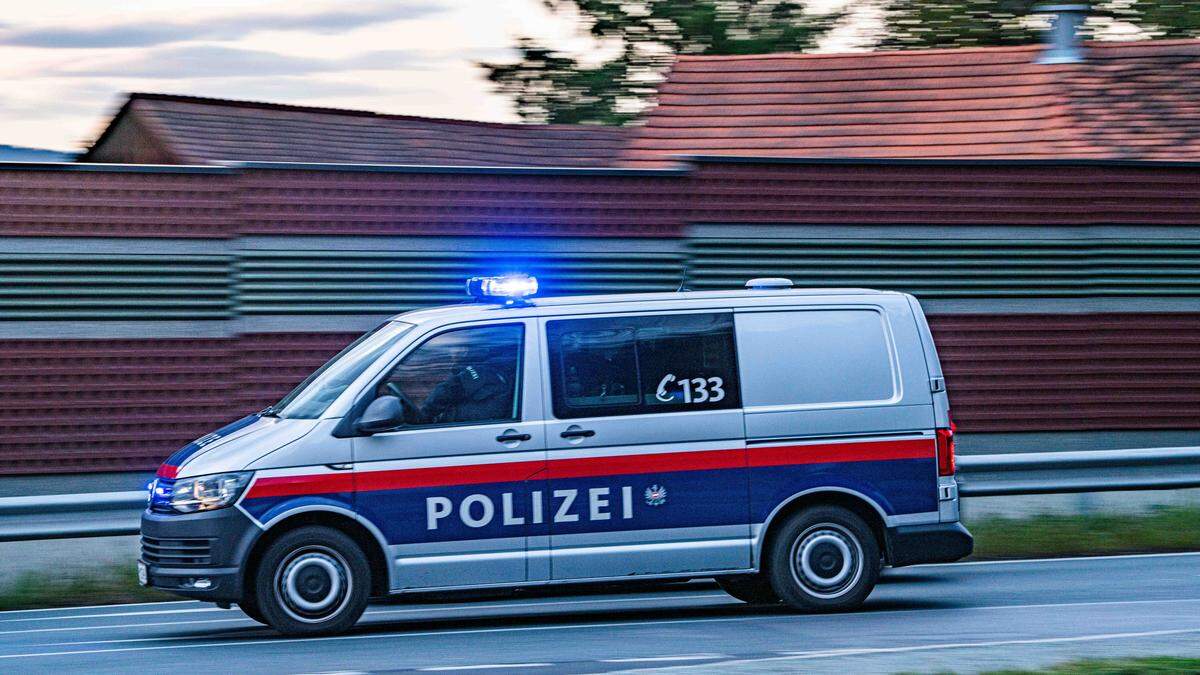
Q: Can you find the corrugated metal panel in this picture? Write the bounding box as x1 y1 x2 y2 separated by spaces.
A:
0 253 233 320
236 169 689 238
236 249 684 314
234 332 358 409
931 314 1200 433
0 167 234 238
685 238 1200 298
0 338 240 474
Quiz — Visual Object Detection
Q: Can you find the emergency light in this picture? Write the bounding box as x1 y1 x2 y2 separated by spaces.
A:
466 274 538 303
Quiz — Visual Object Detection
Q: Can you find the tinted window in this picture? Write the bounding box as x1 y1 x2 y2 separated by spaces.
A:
377 324 523 427
736 309 896 407
547 313 739 419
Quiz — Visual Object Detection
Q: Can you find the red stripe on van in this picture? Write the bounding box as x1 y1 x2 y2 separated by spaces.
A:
355 460 546 494
749 438 934 468
247 472 355 500
157 464 178 479
243 437 934 500
546 448 745 480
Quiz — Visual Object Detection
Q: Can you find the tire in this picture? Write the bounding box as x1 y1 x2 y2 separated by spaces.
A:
765 506 880 612
237 596 267 625
253 526 371 636
717 574 780 604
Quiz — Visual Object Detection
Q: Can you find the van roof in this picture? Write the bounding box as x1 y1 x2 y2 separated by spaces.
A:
390 287 895 325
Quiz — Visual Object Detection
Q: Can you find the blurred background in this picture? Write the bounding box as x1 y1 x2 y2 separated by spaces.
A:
0 1 1199 661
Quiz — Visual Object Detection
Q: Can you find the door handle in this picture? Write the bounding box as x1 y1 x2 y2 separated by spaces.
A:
496 432 532 443
560 428 596 439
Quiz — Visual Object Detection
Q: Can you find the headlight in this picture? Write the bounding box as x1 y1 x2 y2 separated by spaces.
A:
166 472 253 513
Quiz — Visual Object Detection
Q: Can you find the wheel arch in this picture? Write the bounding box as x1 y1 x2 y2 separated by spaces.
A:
754 487 890 569
243 506 392 599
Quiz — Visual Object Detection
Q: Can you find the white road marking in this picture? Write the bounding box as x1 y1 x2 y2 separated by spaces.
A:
0 592 729 630
645 627 1200 671
602 654 725 663
0 551 1192 621
23 595 1200 651
9 595 1200 659
419 664 551 671
916 550 1200 567
0 607 231 624
0 617 251 637
0 615 791 659
0 600 199 616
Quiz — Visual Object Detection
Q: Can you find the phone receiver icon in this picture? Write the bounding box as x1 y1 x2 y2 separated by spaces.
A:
655 374 677 402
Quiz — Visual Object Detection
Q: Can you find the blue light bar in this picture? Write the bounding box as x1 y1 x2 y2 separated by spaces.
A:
466 274 538 303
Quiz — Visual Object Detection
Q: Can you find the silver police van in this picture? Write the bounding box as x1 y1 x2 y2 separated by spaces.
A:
140 275 972 635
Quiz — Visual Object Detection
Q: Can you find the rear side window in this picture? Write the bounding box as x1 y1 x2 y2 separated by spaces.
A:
736 309 896 408
547 313 740 419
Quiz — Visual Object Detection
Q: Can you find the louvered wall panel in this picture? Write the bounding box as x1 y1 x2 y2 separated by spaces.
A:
930 314 1200 432
0 338 240 474
236 249 684 314
0 252 233 320
685 238 1200 298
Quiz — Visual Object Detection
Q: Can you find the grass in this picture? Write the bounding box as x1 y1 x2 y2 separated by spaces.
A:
0 564 173 611
984 656 1200 673
965 506 1200 560
0 507 1197 610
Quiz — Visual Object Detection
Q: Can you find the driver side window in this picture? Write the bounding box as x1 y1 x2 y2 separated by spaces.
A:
377 324 523 428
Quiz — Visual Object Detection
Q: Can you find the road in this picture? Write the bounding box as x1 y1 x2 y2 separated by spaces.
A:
2 553 1199 674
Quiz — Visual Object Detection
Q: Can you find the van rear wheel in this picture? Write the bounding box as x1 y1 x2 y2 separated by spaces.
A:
717 574 780 604
766 506 879 612
254 526 370 636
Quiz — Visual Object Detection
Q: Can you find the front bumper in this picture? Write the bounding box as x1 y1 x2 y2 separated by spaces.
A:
886 521 974 567
139 506 259 602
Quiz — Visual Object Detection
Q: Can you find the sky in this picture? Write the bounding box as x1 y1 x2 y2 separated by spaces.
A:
0 0 865 152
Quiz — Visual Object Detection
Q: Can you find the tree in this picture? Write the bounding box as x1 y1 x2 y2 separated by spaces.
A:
879 1 1200 50
480 1 840 125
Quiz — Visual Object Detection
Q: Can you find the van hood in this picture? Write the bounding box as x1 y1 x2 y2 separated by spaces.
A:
158 414 319 479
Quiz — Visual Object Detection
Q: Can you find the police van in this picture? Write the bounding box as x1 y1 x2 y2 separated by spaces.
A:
140 276 972 635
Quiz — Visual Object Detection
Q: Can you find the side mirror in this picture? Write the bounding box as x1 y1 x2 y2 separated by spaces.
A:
355 396 404 435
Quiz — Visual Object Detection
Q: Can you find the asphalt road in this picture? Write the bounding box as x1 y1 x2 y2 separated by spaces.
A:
2 553 1200 674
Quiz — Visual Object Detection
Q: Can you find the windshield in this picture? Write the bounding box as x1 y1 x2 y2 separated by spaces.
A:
271 321 414 419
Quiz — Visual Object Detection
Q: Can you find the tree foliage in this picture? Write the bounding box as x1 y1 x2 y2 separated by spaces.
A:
880 1 1200 49
482 0 1200 124
480 1 839 125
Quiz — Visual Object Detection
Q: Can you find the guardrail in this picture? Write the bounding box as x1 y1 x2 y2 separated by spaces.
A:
955 446 1200 497
1 446 1198 542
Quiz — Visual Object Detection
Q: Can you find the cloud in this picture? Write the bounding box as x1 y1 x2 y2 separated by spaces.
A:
0 1 444 49
59 45 433 79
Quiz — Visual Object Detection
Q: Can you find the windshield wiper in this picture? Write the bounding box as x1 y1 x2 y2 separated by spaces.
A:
259 406 280 418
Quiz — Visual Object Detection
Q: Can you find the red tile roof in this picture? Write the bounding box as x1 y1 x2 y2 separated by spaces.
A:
624 39 1200 165
83 93 629 168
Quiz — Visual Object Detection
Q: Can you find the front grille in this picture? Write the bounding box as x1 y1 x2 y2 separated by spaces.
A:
141 536 213 566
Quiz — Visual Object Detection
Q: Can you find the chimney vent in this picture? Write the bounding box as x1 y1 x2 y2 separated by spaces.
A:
1035 4 1090 64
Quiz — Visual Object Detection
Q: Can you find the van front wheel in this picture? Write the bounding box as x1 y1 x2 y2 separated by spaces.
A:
766 506 879 612
254 526 370 636
717 574 780 604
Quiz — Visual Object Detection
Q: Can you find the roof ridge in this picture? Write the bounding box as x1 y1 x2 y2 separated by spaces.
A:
126 92 622 132
672 38 1200 65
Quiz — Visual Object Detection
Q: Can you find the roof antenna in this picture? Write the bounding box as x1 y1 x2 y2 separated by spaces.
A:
675 279 690 292
1035 4 1090 64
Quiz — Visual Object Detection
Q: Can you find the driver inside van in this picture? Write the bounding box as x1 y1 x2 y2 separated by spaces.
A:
378 341 515 426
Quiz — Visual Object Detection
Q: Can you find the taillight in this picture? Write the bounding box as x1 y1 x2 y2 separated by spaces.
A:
936 420 956 476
